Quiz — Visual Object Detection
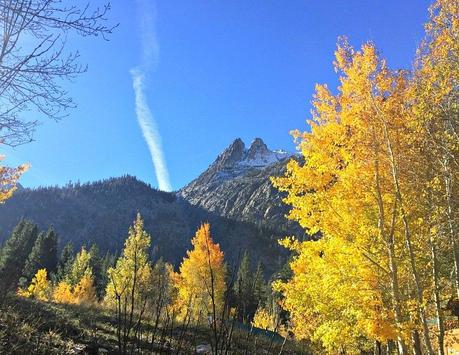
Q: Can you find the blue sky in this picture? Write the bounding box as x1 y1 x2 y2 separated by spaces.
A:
4 0 431 190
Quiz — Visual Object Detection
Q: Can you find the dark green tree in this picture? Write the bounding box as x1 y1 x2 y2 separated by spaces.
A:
234 250 254 322
0 220 39 301
253 261 267 307
99 251 116 298
89 243 104 298
54 242 74 283
22 228 58 282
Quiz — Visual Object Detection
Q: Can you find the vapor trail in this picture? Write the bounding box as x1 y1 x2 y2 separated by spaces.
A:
131 70 172 192
131 0 172 191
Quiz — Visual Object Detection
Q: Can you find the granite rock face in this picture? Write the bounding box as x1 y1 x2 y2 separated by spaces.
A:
179 138 302 235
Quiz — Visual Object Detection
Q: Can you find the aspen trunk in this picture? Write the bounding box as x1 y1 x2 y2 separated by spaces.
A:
444 171 459 299
381 119 434 355
372 132 407 355
387 240 407 355
430 234 445 355
412 329 422 355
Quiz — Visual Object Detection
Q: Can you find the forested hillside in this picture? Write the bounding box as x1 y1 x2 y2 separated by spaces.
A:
0 171 292 274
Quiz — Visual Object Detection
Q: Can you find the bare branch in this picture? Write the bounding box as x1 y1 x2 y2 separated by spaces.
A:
0 0 117 146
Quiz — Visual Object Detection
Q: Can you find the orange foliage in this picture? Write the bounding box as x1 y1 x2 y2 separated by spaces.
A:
176 223 226 320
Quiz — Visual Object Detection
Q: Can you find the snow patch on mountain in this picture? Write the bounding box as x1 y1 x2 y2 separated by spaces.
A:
237 147 291 168
210 138 293 181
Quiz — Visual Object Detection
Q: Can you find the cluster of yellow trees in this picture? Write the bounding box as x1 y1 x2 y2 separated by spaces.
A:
18 246 97 305
18 214 227 326
272 0 458 353
16 214 231 353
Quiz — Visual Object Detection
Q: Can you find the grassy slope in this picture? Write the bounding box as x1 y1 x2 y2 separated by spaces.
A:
0 296 311 354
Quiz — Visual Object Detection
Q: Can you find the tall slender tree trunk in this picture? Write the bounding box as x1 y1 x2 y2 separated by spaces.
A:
412 329 422 355
444 170 459 299
381 119 434 355
430 233 445 355
372 132 407 355
387 239 407 355
374 340 382 355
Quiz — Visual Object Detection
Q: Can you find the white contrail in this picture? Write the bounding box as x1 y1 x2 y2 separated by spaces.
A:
131 70 172 192
131 0 172 192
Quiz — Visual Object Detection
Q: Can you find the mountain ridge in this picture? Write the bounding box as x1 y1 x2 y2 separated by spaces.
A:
0 138 304 274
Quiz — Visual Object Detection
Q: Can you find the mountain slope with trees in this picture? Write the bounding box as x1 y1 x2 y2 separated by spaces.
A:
0 139 301 274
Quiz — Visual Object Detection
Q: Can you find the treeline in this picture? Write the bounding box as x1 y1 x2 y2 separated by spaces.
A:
0 219 115 304
272 0 459 354
0 215 287 353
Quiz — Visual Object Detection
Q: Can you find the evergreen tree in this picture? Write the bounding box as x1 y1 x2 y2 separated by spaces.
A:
0 220 39 300
22 228 58 282
88 243 103 298
253 262 267 307
99 251 116 299
233 250 254 322
55 242 74 283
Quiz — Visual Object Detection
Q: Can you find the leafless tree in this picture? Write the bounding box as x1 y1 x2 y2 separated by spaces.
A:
0 0 116 146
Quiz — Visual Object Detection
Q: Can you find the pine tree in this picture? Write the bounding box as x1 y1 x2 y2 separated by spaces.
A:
88 243 103 298
55 242 74 282
233 250 253 322
0 220 39 301
253 262 267 308
98 251 116 299
22 228 58 282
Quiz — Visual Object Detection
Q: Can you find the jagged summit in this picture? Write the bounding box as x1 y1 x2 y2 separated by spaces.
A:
212 138 292 174
213 138 246 170
184 137 293 186
247 138 269 160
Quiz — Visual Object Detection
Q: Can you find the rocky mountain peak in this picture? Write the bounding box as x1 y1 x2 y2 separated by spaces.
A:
181 138 294 188
214 137 292 170
247 138 269 160
214 138 246 170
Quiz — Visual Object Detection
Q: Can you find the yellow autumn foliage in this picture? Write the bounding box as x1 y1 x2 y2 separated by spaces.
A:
18 268 50 301
104 213 152 311
73 273 98 305
272 0 458 353
175 223 226 321
53 281 74 304
252 306 276 331
0 155 28 203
